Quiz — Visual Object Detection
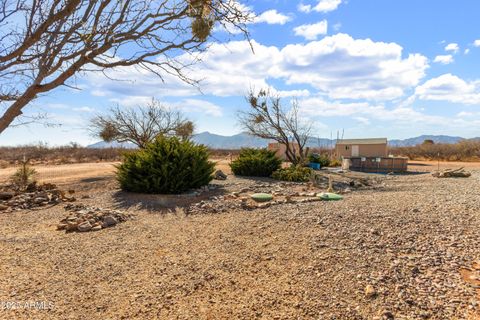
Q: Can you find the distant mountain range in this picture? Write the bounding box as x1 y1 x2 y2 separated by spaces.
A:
86 141 137 149
388 135 468 147
87 133 479 149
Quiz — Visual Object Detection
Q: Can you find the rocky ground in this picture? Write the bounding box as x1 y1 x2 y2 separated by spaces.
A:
0 182 76 212
0 167 479 319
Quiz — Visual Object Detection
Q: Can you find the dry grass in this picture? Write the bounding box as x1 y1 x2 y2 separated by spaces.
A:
390 141 480 161
0 143 125 165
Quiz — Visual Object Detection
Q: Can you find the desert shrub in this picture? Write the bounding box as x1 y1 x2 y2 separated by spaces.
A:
0 160 8 169
116 136 215 194
308 153 330 167
11 161 37 189
230 148 282 177
390 140 480 161
272 165 312 182
0 143 124 164
328 158 342 167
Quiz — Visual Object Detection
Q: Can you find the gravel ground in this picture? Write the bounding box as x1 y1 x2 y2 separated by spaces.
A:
0 170 479 319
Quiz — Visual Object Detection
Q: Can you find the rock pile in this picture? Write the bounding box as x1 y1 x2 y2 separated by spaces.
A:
57 203 133 232
0 183 75 212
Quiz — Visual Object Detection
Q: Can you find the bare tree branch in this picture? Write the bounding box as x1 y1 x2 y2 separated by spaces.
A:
0 0 251 134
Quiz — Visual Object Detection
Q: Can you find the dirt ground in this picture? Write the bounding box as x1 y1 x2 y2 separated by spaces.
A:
0 162 118 185
1 160 480 319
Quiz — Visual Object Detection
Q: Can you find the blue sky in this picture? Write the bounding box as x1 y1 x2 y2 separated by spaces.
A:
2 0 480 146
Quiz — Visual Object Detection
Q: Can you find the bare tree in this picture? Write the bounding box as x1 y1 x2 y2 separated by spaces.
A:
0 0 250 134
90 99 193 148
238 89 313 165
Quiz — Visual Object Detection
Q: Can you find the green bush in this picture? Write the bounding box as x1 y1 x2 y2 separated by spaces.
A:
230 148 282 177
308 153 330 167
116 136 215 194
272 165 312 182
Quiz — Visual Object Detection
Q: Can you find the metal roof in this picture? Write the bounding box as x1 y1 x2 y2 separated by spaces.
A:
336 138 387 145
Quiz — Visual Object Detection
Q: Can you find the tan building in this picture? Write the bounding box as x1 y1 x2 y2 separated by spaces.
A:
268 142 301 160
335 138 388 158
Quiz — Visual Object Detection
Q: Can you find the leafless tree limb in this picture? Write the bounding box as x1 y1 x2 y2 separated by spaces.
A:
0 0 251 134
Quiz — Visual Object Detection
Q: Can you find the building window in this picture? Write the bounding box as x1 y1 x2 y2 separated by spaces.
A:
345 146 350 150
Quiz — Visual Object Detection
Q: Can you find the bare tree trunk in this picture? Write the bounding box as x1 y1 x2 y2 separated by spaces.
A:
0 91 38 134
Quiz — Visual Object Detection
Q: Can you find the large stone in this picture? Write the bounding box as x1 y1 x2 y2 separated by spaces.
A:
56 223 68 230
66 222 78 232
365 285 377 298
33 197 48 204
0 204 9 211
102 216 118 227
77 221 92 232
257 202 271 209
91 225 102 232
214 170 227 180
0 192 14 200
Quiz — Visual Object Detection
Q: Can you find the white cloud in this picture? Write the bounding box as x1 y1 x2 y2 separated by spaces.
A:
278 34 428 100
333 23 342 32
73 106 95 113
171 99 223 117
45 103 69 110
109 96 223 116
294 20 328 40
473 40 480 47
298 3 312 13
298 96 449 126
91 89 108 97
87 34 428 102
415 73 480 105
110 95 154 107
457 111 475 117
299 0 343 13
465 48 470 55
434 55 454 64
255 10 291 25
354 117 370 125
213 6 289 34
275 89 311 98
445 43 459 54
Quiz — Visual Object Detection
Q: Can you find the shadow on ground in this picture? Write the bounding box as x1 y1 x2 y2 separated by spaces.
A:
79 176 111 183
111 184 229 212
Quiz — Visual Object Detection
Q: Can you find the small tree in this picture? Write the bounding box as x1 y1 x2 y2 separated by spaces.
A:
230 148 282 177
238 89 313 165
11 158 37 190
90 99 193 148
116 136 215 194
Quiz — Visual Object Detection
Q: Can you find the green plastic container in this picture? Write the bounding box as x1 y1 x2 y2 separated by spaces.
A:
251 193 273 202
317 192 343 201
